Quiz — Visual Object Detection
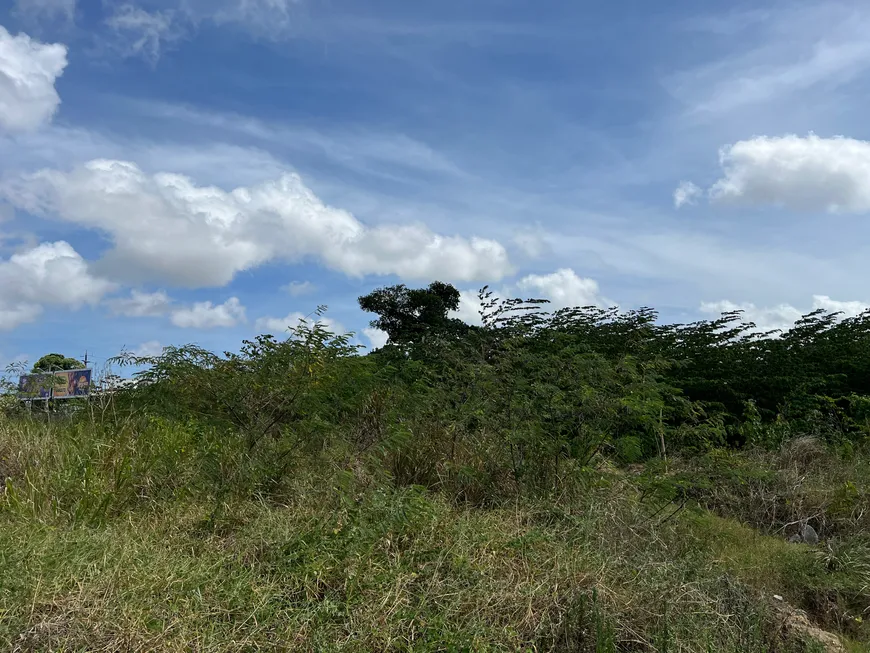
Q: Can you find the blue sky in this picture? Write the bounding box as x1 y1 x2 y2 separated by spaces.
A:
2 0 870 374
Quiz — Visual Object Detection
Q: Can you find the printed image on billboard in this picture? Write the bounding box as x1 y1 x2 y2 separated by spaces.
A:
18 373 53 399
18 369 92 399
66 369 92 397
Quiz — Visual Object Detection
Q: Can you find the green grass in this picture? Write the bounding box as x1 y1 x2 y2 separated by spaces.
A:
0 496 759 651
1 416 868 651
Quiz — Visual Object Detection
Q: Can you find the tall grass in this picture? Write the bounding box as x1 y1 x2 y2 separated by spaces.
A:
3 300 870 650
2 408 868 651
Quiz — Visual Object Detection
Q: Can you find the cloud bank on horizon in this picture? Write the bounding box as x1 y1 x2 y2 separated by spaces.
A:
1 0 869 369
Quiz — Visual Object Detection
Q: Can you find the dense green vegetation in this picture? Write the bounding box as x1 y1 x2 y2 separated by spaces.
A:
31 353 85 373
1 283 869 651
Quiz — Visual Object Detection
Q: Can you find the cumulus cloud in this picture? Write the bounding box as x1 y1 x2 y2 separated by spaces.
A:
0 25 68 133
254 311 345 335
106 289 172 317
363 327 389 350
450 268 612 326
0 160 511 287
451 290 486 326
282 280 315 296
132 340 164 357
105 5 182 63
699 300 803 333
515 268 612 310
700 294 870 333
0 241 114 306
812 295 870 317
673 181 702 208
110 290 258 330
0 241 115 330
170 297 246 328
0 303 42 331
683 134 870 213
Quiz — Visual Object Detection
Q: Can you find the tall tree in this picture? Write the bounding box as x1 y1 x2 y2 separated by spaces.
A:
358 281 463 347
32 353 84 373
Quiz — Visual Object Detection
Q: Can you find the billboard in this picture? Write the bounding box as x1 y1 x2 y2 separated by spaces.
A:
18 369 92 399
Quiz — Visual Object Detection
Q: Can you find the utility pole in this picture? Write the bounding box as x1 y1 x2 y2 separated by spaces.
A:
83 350 89 368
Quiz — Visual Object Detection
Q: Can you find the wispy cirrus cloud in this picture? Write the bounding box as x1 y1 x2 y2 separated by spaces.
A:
14 0 76 25
125 100 470 182
666 3 870 118
105 4 184 63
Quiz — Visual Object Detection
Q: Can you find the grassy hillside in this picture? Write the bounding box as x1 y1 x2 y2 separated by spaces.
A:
2 287 870 651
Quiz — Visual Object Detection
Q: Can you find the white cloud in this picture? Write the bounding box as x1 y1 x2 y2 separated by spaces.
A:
106 290 172 317
673 181 701 208
812 295 870 318
129 100 468 182
0 25 68 133
700 295 870 333
0 241 114 306
666 4 870 117
699 300 803 333
184 0 301 39
0 241 115 330
282 280 314 296
515 268 612 310
512 225 550 259
0 159 511 287
14 0 76 24
105 5 181 63
702 134 870 213
132 340 164 357
254 311 345 335
0 125 291 190
363 327 388 350
685 40 870 117
449 268 612 326
254 311 305 334
105 0 303 43
170 297 246 328
451 290 485 326
0 303 42 331
111 290 264 331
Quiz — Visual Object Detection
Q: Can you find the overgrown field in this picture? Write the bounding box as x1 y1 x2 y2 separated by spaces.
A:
2 284 870 651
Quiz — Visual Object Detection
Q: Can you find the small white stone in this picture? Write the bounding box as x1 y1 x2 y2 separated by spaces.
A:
773 595 783 601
